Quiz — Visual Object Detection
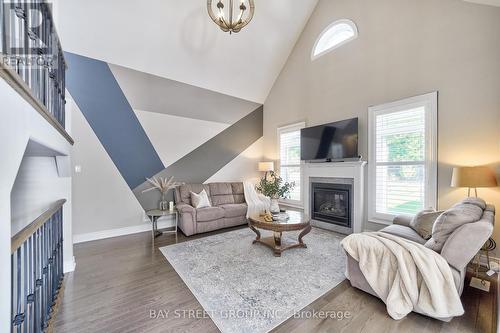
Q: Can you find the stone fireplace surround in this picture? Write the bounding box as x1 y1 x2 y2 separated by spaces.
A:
303 161 367 235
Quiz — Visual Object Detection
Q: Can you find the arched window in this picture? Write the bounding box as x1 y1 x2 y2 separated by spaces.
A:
311 19 358 60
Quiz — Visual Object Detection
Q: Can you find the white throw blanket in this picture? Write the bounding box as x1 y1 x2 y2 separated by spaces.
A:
243 181 270 218
341 232 464 320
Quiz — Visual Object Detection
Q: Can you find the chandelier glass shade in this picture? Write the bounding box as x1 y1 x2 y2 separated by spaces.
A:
207 0 255 34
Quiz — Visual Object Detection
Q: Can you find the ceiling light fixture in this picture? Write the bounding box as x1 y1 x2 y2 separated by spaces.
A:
207 0 255 34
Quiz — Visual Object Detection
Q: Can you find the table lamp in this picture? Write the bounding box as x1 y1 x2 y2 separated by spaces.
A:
258 162 274 179
451 166 498 197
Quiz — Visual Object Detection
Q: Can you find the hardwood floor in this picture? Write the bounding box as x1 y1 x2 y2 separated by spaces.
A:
54 227 497 333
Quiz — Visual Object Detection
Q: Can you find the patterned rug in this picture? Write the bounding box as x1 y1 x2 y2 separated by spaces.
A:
160 227 346 333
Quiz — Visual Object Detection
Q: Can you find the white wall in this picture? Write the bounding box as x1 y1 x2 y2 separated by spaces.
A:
71 101 146 238
11 156 70 234
134 110 229 167
264 0 500 252
0 78 73 331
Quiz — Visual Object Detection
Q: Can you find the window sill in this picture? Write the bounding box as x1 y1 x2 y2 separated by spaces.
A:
367 218 392 226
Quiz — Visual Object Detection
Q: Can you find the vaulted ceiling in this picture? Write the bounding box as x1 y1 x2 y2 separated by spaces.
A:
55 0 319 103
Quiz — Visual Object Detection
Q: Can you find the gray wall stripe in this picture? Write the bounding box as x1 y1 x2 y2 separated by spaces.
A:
133 106 263 210
109 63 260 124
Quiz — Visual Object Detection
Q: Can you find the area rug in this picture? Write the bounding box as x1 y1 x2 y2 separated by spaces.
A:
160 227 346 333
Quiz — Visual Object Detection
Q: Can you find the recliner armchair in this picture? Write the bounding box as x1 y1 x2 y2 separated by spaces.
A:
346 203 495 302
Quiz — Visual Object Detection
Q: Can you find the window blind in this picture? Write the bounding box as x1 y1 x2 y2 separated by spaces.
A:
279 129 301 202
374 107 426 215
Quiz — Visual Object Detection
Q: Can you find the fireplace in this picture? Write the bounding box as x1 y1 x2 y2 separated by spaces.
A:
309 177 354 233
305 164 366 234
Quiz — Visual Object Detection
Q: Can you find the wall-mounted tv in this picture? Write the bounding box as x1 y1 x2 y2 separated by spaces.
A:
301 118 359 161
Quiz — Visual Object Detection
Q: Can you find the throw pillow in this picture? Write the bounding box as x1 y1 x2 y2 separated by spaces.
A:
410 209 443 240
191 189 211 209
424 200 484 252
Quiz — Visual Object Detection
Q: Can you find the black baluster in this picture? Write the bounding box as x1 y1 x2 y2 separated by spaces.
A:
51 214 54 305
61 208 64 282
43 221 49 328
40 223 46 329
27 236 34 333
23 241 27 333
0 0 5 54
34 229 40 333
9 1 15 67
56 210 60 288
60 208 64 282
11 251 14 333
14 247 23 333
46 217 51 320
57 209 62 285
23 0 28 84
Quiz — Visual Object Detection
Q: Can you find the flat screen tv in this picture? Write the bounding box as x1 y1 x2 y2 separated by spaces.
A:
301 118 359 161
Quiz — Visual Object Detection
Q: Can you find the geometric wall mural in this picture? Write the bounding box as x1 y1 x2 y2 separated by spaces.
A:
65 52 263 210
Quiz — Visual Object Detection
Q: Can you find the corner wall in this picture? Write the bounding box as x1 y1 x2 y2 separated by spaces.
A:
263 0 500 253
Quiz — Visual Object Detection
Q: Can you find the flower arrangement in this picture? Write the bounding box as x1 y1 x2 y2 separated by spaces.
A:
142 176 183 210
255 171 295 199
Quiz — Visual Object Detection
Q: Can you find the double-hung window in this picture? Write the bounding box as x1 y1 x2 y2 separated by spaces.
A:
278 122 305 205
368 92 438 224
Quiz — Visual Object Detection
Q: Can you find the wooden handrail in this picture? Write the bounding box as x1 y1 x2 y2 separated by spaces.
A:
0 61 74 145
11 199 66 254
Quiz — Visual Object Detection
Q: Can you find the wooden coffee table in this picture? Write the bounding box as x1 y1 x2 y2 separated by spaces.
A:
248 211 312 257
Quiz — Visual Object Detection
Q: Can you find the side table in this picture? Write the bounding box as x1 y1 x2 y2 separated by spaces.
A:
146 209 178 242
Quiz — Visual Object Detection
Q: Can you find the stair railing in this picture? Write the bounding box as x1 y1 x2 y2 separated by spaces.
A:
0 0 67 128
11 199 66 333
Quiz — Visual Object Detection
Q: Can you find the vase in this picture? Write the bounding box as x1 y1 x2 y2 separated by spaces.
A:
159 192 168 211
270 198 280 214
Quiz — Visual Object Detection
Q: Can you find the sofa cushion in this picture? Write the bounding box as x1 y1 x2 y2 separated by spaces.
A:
231 183 245 204
209 183 235 206
425 200 484 252
380 225 426 245
196 207 225 222
178 184 211 205
410 210 443 240
221 203 247 218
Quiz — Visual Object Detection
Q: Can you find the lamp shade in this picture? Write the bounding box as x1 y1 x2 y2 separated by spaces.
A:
258 162 274 172
451 166 498 188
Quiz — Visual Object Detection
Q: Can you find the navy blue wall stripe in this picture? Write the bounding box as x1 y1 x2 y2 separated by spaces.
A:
65 52 165 189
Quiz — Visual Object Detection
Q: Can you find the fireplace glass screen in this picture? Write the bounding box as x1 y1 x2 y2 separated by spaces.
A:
311 182 352 227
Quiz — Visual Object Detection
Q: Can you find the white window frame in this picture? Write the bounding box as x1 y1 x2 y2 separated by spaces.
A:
277 122 306 208
311 19 358 61
368 92 438 225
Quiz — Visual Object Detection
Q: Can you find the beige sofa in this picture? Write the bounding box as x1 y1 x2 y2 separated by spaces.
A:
346 200 495 304
174 183 248 236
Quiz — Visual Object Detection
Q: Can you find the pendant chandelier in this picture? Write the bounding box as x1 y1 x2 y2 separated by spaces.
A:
207 0 255 34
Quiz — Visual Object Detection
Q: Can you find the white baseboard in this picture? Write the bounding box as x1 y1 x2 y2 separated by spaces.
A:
73 218 175 244
64 256 76 273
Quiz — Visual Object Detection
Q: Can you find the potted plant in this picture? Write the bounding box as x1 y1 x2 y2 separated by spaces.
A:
256 171 295 213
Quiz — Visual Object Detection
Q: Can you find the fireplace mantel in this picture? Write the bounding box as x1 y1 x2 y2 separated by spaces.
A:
303 161 367 234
